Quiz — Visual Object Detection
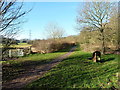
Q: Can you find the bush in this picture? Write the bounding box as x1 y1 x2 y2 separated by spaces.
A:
32 39 75 53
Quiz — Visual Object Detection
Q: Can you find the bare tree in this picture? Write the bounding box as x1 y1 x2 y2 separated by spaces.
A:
77 2 115 54
0 0 31 60
45 23 65 39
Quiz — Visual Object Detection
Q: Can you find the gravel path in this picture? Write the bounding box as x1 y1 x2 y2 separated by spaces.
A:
2 47 76 89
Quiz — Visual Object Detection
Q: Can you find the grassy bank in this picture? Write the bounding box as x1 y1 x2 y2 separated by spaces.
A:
2 52 66 82
26 49 119 88
0 43 31 48
10 43 32 48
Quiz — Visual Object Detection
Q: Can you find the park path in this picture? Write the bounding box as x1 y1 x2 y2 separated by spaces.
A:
2 46 76 89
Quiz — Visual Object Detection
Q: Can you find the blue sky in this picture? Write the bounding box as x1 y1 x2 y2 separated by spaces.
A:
16 2 84 40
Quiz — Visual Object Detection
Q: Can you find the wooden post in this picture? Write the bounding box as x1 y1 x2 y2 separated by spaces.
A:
21 49 24 56
9 49 12 57
28 46 31 54
17 49 20 56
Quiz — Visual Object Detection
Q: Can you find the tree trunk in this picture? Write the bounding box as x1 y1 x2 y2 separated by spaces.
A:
101 30 105 54
117 21 120 50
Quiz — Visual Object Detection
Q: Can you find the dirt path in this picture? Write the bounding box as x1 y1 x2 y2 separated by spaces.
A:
2 47 76 89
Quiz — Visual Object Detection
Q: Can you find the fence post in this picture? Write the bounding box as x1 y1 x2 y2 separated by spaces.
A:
9 49 12 57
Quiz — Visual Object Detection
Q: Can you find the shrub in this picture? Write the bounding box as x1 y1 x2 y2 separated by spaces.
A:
32 39 75 53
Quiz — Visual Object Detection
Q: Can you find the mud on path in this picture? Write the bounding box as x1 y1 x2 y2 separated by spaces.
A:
2 47 76 89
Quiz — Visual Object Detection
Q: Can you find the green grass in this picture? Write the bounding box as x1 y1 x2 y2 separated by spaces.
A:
25 50 119 88
0 43 31 48
2 52 66 82
10 43 31 48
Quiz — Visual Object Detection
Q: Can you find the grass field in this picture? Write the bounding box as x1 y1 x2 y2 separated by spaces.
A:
2 52 66 82
25 48 119 88
0 43 31 48
10 43 32 48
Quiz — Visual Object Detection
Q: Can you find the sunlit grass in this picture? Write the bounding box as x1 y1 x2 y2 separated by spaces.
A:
10 43 31 48
25 50 119 88
0 43 31 48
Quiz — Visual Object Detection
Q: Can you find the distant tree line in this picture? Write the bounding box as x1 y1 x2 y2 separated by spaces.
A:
1 35 32 45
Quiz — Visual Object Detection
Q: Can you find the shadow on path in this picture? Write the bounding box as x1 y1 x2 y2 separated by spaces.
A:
2 46 76 89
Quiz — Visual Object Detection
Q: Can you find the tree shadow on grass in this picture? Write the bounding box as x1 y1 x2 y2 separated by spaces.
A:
74 53 91 60
24 52 118 89
61 53 92 64
99 58 115 63
62 52 116 64
27 57 117 89
2 59 53 82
